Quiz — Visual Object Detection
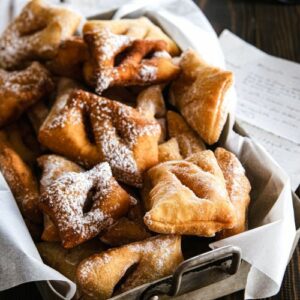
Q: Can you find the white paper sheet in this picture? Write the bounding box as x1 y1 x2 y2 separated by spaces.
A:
219 30 300 190
0 1 298 300
238 120 300 190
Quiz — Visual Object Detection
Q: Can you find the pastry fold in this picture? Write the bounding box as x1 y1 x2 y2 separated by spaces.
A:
39 88 161 187
0 62 53 128
0 0 81 69
0 131 41 224
170 49 233 145
83 17 180 56
215 147 251 238
167 110 205 157
77 235 183 300
38 154 84 242
142 150 236 236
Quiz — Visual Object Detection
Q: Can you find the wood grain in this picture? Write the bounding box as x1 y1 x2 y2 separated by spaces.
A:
198 1 300 299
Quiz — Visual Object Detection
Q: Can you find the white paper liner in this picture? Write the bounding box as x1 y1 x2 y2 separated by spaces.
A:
0 0 299 299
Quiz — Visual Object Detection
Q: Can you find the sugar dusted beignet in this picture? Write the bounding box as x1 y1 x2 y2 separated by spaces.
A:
170 49 233 145
39 162 132 248
215 147 251 239
77 235 183 300
0 131 41 224
83 28 180 94
142 150 236 236
167 110 205 157
0 62 53 128
83 17 180 56
0 0 81 69
39 89 161 187
38 154 84 242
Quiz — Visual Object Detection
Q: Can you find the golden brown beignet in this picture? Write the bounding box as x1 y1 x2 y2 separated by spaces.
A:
76 235 183 300
136 85 166 119
4 119 42 167
38 154 84 242
169 49 233 145
46 36 89 80
215 147 251 239
39 89 161 187
0 131 41 224
100 202 151 246
0 62 53 128
27 101 50 134
83 17 180 56
167 111 205 157
137 85 167 143
142 150 236 236
37 240 105 282
83 29 180 94
0 0 81 69
39 162 133 248
158 138 182 163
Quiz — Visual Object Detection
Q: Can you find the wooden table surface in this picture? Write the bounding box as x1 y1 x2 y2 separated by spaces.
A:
0 0 299 299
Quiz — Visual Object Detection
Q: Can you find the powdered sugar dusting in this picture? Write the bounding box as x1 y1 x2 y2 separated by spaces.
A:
139 64 157 81
85 29 132 94
38 155 83 192
153 50 171 59
0 1 79 69
40 162 116 246
78 235 180 286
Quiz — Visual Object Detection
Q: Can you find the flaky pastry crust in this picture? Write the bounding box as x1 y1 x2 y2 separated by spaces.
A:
142 150 236 236
83 17 180 56
0 131 41 224
0 0 81 69
215 148 251 239
76 235 183 300
83 29 180 94
170 49 233 145
39 89 161 187
0 62 53 128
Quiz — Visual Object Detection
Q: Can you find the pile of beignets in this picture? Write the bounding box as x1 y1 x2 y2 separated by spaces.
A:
0 1 251 299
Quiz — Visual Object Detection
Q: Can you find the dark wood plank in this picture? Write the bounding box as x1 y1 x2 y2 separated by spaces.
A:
198 1 300 299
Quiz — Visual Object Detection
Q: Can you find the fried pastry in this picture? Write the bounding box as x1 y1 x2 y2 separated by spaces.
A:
39 89 161 187
46 36 89 80
83 29 180 94
142 150 236 236
77 235 183 300
167 111 206 157
0 131 41 223
4 119 41 166
158 138 182 163
39 162 132 248
27 101 50 134
0 0 81 69
0 62 53 127
169 49 233 145
83 17 180 56
137 85 167 143
37 240 105 282
136 85 166 119
38 154 84 241
100 202 151 246
215 148 251 239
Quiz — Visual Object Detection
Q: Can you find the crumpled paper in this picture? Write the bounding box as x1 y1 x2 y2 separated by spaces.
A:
0 0 299 299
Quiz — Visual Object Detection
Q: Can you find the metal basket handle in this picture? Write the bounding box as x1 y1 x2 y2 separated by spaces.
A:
141 245 242 300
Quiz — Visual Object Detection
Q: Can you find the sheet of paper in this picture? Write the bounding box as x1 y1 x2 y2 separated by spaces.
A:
238 120 300 190
219 30 300 190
